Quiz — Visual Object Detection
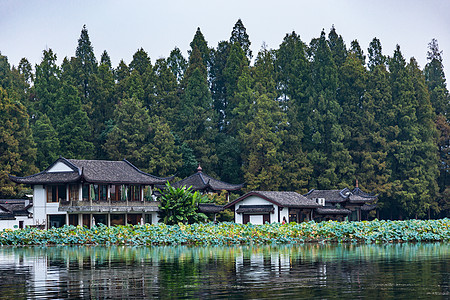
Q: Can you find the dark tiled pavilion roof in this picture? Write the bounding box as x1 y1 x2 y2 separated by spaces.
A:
304 189 347 203
225 191 321 209
304 187 378 204
173 165 244 192
9 157 170 185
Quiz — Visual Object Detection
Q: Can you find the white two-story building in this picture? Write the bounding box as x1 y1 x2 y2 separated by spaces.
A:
9 157 171 229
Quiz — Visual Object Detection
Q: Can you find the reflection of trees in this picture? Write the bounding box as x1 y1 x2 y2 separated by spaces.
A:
0 244 448 298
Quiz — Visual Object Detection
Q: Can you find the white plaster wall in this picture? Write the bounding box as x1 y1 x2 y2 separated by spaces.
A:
47 161 73 172
234 195 279 224
33 185 67 228
0 216 34 230
280 208 289 223
33 185 47 226
249 215 263 225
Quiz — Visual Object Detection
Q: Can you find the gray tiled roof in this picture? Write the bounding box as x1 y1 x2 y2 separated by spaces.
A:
69 159 169 184
173 170 243 192
198 203 224 213
9 171 81 184
9 157 169 185
0 199 32 219
304 189 346 202
316 207 352 215
236 205 274 213
226 191 321 209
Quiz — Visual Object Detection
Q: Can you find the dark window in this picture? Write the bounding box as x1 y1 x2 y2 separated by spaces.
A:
145 214 153 224
82 214 90 227
99 185 107 202
82 184 89 201
111 214 125 226
243 214 250 224
93 214 107 225
47 185 66 203
129 185 141 201
127 214 141 225
69 214 78 226
69 185 79 201
263 214 270 224
48 214 66 228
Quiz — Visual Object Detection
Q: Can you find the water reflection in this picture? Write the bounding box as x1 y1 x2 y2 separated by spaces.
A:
0 244 448 299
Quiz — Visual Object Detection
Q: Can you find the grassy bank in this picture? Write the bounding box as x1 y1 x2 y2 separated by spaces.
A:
0 219 449 246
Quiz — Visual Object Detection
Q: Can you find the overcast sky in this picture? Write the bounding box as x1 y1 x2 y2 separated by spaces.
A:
1 0 449 75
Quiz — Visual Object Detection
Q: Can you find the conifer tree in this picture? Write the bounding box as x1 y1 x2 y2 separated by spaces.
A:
368 37 385 71
167 47 187 83
230 19 252 60
188 28 210 73
75 25 98 104
104 97 152 168
32 114 60 170
327 25 347 67
89 52 116 158
0 87 37 197
179 45 217 170
210 41 231 130
54 82 94 159
34 49 61 121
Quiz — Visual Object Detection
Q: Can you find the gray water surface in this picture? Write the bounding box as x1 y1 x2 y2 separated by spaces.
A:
0 243 448 299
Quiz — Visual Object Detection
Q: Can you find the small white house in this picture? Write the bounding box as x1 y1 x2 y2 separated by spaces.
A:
0 199 34 230
224 191 321 224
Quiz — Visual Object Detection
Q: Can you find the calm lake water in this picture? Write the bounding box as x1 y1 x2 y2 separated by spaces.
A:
0 243 448 299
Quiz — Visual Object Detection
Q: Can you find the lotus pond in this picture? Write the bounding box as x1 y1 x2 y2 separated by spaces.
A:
0 219 449 246
0 243 448 299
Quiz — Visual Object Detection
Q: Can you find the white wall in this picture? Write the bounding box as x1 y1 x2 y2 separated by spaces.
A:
0 216 34 230
32 185 67 229
234 195 280 224
47 161 73 172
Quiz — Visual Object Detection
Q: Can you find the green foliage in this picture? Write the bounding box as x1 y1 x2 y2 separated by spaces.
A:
0 87 37 197
158 183 210 225
0 219 448 246
1 23 448 218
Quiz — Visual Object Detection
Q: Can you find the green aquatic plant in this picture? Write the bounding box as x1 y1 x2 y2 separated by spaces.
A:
0 219 448 246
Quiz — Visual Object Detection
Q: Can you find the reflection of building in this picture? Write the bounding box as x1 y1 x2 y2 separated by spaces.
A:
9 157 171 229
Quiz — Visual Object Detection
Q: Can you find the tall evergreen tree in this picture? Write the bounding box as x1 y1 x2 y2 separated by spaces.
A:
89 52 116 158
368 37 385 71
327 25 347 67
230 19 252 60
32 114 60 170
0 87 37 197
179 45 217 170
306 30 350 189
104 97 152 168
188 28 210 73
74 25 98 104
167 47 187 83
223 43 249 131
34 49 61 121
210 40 231 130
54 82 94 159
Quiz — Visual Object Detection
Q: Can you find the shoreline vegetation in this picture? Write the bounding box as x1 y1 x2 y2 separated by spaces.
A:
0 219 448 246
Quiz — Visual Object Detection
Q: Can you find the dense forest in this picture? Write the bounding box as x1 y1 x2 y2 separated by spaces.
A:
0 20 448 219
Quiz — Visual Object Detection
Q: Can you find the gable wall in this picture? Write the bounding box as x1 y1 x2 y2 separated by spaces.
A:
234 195 282 224
48 161 73 172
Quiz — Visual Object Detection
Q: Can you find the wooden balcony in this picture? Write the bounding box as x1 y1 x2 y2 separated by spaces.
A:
58 198 160 213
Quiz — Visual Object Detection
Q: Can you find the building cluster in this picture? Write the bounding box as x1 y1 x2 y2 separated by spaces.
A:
7 157 377 229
